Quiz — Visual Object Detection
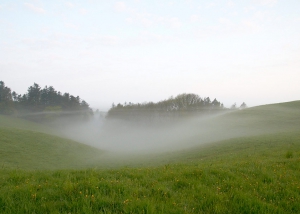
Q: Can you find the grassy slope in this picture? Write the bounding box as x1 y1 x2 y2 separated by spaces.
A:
0 101 300 213
218 100 300 132
0 127 104 170
1 100 299 169
0 114 51 133
0 132 299 213
172 100 300 148
0 115 104 170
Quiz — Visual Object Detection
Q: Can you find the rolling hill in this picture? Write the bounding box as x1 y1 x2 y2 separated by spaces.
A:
1 100 299 169
0 115 104 170
0 101 300 213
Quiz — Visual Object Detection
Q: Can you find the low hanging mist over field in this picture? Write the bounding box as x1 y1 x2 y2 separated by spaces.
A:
52 100 300 154
2 85 296 155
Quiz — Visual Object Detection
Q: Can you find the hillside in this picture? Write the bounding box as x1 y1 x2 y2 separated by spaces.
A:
169 100 300 149
0 114 51 133
0 131 299 213
0 115 104 170
216 100 300 132
0 127 105 170
1 100 300 169
0 101 300 213
97 100 300 153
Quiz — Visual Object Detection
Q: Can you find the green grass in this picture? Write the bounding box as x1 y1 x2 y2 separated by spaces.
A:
0 132 300 213
174 100 300 148
0 101 300 213
0 127 104 170
219 100 300 132
0 114 52 133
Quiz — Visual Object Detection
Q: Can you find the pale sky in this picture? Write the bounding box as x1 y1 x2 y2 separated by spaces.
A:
1 0 299 110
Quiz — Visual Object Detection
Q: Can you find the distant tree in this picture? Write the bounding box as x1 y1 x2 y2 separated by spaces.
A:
204 97 211 106
27 83 41 111
240 102 247 109
62 93 70 109
12 91 18 102
106 93 227 123
230 103 237 110
40 86 64 110
80 100 89 108
212 98 220 108
0 80 93 120
69 95 80 110
0 81 12 102
117 103 123 108
0 81 14 114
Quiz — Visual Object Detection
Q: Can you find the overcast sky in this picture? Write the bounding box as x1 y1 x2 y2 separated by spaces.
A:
1 0 299 110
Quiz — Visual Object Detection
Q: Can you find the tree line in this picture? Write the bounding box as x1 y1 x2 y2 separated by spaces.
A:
0 80 92 121
106 93 246 125
1 80 247 124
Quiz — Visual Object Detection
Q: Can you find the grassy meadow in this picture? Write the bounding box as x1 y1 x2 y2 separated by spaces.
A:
0 101 300 213
0 127 104 170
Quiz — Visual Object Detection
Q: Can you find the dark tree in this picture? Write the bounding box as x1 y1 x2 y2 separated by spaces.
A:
106 93 226 124
0 80 93 121
240 102 247 109
0 81 14 114
27 83 41 111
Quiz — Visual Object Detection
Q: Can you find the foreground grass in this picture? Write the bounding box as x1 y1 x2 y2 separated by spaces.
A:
1 132 300 213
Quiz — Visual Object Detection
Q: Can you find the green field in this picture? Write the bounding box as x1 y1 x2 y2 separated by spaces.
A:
0 101 300 213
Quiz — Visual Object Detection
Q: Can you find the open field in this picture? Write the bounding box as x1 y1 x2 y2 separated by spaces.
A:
1 132 300 213
0 101 300 213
